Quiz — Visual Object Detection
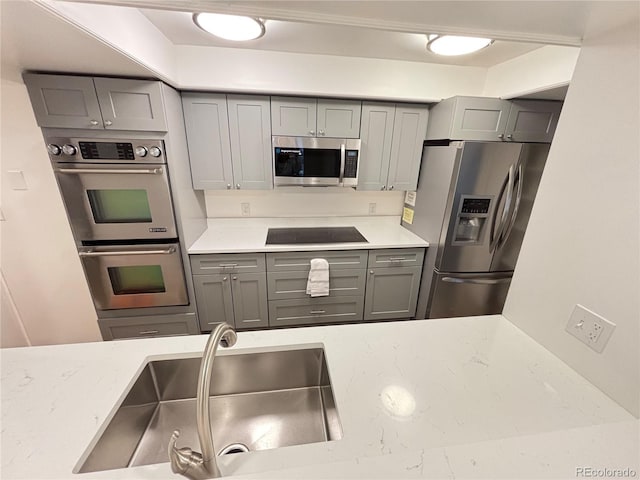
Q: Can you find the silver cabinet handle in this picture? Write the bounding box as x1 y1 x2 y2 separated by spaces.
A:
389 257 406 261
498 133 504 140
442 276 511 285
227 184 232 189
104 120 113 126
79 247 175 257
381 185 386 191
389 185 394 190
223 277 228 281
139 330 159 335
310 310 326 314
319 130 325 136
232 276 237 280
369 270 374 274
236 184 240 189
218 263 238 267
90 120 99 126
309 130 315 136
506 134 513 140
56 167 163 175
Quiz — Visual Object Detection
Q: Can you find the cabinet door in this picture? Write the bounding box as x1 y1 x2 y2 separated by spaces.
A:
271 97 316 136
227 95 273 190
387 105 429 191
23 73 103 129
193 274 235 330
182 93 233 190
364 267 422 320
450 97 511 141
317 99 362 138
94 78 167 131
504 100 562 143
357 102 396 191
231 273 269 330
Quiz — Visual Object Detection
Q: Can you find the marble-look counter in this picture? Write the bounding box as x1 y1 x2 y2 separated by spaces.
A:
1 316 638 479
187 216 428 253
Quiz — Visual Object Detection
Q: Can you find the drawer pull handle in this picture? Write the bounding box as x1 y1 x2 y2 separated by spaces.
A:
139 330 159 335
389 257 406 261
219 263 239 267
310 310 326 314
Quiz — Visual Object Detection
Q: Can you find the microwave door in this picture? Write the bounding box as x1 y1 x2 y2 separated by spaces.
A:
274 144 341 186
55 163 178 241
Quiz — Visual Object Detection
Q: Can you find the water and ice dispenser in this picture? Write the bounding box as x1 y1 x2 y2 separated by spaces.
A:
452 196 491 244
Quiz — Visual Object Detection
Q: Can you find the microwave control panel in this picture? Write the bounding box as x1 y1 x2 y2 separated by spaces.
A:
344 150 359 178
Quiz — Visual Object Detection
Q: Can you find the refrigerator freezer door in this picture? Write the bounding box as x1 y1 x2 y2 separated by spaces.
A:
490 143 550 271
437 142 524 273
428 271 512 318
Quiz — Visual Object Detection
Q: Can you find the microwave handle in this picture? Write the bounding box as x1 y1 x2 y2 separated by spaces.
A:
339 143 346 186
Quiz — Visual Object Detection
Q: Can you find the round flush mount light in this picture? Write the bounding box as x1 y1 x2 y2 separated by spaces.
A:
193 13 265 41
426 34 493 56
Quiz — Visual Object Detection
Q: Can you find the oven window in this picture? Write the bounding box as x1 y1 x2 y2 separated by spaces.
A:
275 148 341 177
87 189 152 223
108 265 166 295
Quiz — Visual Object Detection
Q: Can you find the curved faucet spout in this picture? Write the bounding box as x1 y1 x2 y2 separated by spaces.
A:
169 322 237 479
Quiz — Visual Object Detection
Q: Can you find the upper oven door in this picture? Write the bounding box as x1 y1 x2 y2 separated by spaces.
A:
54 163 178 241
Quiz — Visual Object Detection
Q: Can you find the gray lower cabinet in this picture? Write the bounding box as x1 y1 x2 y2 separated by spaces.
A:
364 266 422 321
191 254 269 331
268 269 366 300
23 73 167 131
99 313 199 340
269 296 364 327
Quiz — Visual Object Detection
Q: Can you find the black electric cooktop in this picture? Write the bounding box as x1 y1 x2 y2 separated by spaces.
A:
265 227 368 245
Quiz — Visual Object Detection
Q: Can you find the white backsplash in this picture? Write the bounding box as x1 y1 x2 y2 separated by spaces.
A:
205 189 405 218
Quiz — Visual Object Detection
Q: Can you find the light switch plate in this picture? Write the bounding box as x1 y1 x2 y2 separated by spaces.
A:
565 304 616 353
241 203 250 216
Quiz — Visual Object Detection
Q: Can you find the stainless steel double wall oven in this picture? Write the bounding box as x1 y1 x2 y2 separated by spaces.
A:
46 135 196 337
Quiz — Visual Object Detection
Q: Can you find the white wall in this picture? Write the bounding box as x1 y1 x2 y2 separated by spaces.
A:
503 8 640 417
0 65 101 347
205 190 405 218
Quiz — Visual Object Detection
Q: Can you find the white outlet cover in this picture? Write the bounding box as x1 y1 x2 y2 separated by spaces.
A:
565 304 616 353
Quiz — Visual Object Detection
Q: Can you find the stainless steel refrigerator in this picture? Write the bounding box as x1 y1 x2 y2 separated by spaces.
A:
403 141 549 318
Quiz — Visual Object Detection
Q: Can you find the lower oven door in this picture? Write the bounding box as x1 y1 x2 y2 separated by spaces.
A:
55 163 177 241
79 243 188 310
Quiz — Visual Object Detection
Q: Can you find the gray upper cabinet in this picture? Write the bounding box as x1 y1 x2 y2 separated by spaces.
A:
357 102 396 191
183 93 272 190
182 93 233 190
316 99 362 138
23 73 167 131
93 78 167 131
387 104 430 191
426 96 562 143
504 100 562 143
227 95 273 190
271 96 361 138
271 97 317 136
358 102 429 192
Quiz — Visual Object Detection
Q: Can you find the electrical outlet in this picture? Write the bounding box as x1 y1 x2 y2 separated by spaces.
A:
241 203 250 216
565 304 616 353
368 203 376 215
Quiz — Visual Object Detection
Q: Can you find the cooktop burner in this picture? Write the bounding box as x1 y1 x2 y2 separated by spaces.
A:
265 227 368 245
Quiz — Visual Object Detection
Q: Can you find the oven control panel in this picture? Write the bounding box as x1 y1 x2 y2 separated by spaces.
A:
45 137 165 164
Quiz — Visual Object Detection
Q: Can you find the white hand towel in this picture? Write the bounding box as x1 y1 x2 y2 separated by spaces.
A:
306 258 330 297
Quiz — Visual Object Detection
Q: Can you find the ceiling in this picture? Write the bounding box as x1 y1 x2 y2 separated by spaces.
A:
141 9 543 67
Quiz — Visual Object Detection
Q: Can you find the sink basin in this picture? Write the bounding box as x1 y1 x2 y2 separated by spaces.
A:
76 346 342 473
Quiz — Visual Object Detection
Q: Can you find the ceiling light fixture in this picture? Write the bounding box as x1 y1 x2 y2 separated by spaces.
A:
193 13 265 41
426 34 493 56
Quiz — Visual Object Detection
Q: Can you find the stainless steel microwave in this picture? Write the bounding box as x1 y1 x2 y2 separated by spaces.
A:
273 136 361 187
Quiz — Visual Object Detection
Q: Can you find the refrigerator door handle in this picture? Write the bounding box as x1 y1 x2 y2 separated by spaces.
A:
498 163 524 249
442 275 511 285
490 165 514 252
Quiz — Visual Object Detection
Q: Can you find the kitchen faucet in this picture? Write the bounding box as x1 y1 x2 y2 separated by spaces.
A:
168 322 238 479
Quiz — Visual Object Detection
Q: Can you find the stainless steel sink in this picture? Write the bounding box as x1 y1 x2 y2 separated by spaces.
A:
76 346 342 473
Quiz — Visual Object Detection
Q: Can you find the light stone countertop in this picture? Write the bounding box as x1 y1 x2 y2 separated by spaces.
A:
187 216 428 254
1 316 638 479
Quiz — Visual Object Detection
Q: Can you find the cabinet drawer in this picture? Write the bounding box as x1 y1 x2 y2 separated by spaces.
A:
98 313 199 340
190 253 266 274
266 250 367 272
267 269 365 300
268 296 364 327
368 248 425 268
